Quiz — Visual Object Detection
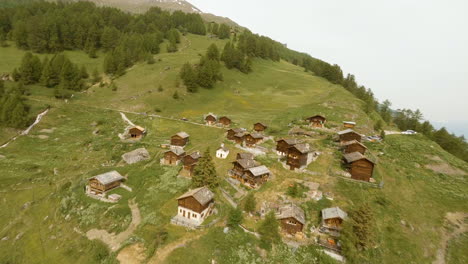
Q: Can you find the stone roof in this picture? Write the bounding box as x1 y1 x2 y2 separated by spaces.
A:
277 204 305 225
343 121 356 125
235 159 259 169
343 152 374 164
254 122 267 128
322 207 347 220
175 131 190 139
204 113 217 120
121 148 150 164
219 116 231 121
248 133 264 139
237 153 254 160
338 129 358 135
306 115 326 120
177 186 214 206
234 132 246 137
168 148 185 156
188 151 201 160
229 128 246 133
92 171 124 185
277 138 302 145
130 126 146 132
247 165 270 176
342 140 367 149
291 143 312 154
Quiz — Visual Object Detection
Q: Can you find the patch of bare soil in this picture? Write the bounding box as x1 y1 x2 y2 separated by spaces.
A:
86 199 141 252
147 231 206 264
433 212 468 264
425 163 466 176
116 243 147 264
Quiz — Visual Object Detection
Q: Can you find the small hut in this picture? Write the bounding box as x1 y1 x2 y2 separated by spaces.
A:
236 152 254 160
128 126 146 139
286 143 314 170
276 139 301 156
343 152 375 182
161 148 186 166
321 207 347 231
204 113 217 125
227 128 246 140
245 133 264 147
182 151 201 176
253 122 268 133
342 140 367 154
233 132 246 144
171 132 190 147
306 115 326 128
219 116 232 127
87 171 125 195
243 165 270 188
337 129 362 143
343 121 356 128
277 204 306 234
229 159 259 181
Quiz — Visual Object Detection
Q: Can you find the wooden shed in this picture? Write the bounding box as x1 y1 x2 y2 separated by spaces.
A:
343 121 356 128
236 152 254 160
245 133 264 147
321 207 347 231
306 115 326 128
204 113 217 125
182 151 201 176
129 126 146 139
338 129 362 143
277 204 306 234
233 132 246 144
162 148 186 166
87 171 125 195
219 116 232 127
342 140 367 154
171 132 190 147
343 152 375 182
227 128 245 140
242 165 270 188
276 139 301 156
229 158 259 181
286 143 313 170
176 187 214 226
253 122 268 132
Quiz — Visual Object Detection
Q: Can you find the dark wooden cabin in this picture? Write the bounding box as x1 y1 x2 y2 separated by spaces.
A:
245 133 264 147
253 122 267 133
277 204 305 234
306 115 326 128
236 152 254 160
233 132 246 144
286 143 312 170
230 159 259 180
129 126 146 139
321 207 347 231
227 128 245 140
182 152 201 176
342 140 367 154
343 121 356 128
87 171 124 195
338 129 362 143
219 116 232 127
162 148 186 166
204 113 217 125
242 165 270 188
171 132 190 147
343 152 375 182
276 139 301 156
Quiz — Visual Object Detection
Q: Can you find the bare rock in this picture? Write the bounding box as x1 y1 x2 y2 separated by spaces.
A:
122 148 150 164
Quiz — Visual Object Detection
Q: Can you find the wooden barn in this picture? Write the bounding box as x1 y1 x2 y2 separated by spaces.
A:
306 115 326 128
229 158 259 181
338 129 362 143
276 204 306 234
343 152 375 182
182 151 201 176
242 165 270 188
219 116 232 127
342 140 367 154
343 121 356 128
253 122 268 133
227 128 246 140
129 126 146 139
276 139 301 156
237 152 254 160
87 171 125 195
176 187 215 226
161 148 186 166
233 132 246 144
321 207 347 231
171 132 190 147
204 113 217 125
286 143 313 170
245 133 264 147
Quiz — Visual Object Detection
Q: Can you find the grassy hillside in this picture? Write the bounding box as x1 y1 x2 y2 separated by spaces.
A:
0 34 467 264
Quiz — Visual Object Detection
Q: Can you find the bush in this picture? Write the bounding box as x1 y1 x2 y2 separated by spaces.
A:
172 91 179 99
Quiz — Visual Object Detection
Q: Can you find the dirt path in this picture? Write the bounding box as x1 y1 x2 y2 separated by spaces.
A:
116 243 147 264
120 112 137 127
86 199 141 252
433 212 468 264
147 231 206 264
0 108 49 149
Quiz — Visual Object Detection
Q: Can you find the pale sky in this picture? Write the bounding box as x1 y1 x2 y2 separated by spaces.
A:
190 0 468 123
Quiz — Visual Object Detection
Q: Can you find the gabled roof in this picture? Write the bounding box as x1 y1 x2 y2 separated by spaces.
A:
343 121 356 125
247 165 270 176
322 207 347 220
130 126 146 132
188 151 201 160
228 128 245 133
234 132 246 137
174 131 189 139
306 115 326 120
217 146 229 152
204 113 217 120
338 129 359 135
237 153 254 160
247 133 264 139
290 143 312 154
219 116 231 121
277 138 302 145
167 148 185 156
234 159 259 169
91 171 124 185
342 140 367 149
177 186 214 206
254 122 267 128
343 152 375 164
277 204 306 225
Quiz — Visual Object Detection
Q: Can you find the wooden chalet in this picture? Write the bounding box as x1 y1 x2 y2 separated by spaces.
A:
161 148 186 166
338 129 362 143
343 152 375 182
204 113 217 125
129 126 146 139
321 207 347 231
87 171 124 195
171 131 190 147
276 204 306 234
342 140 367 154
245 133 264 147
182 151 201 176
242 165 270 188
229 159 258 181
306 115 326 128
176 187 215 226
219 116 232 127
253 122 268 133
233 132 246 144
343 121 356 128
276 139 301 156
227 128 246 140
236 152 254 160
286 143 313 170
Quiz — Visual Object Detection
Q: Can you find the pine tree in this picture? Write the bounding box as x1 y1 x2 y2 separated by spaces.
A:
206 43 220 61
218 24 230 39
180 62 198 92
192 148 219 188
227 207 243 228
19 52 42 84
243 192 256 213
40 57 53 87
12 68 21 81
258 211 280 249
172 91 179 99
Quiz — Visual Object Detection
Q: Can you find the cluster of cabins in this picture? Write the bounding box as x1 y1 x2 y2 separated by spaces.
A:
226 122 268 148
204 113 232 127
228 153 271 189
276 139 317 170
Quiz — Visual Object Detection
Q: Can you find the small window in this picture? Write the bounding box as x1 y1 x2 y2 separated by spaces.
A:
201 213 204 217
193 213 197 218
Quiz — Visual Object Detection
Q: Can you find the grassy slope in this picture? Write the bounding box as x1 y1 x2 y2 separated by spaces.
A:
0 34 467 263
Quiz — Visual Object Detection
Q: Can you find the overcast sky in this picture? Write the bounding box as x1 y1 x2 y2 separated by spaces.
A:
190 0 468 124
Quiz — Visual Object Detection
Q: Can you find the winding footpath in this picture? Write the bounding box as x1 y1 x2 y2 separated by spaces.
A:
0 108 49 149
